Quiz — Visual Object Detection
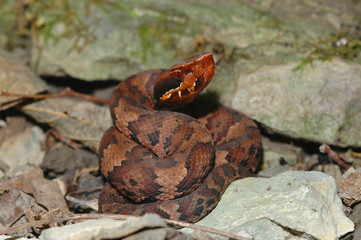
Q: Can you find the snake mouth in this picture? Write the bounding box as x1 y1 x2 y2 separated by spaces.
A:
160 64 214 101
155 52 215 107
160 79 197 100
158 78 183 97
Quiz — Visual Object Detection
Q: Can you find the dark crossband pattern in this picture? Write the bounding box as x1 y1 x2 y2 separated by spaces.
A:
98 52 262 223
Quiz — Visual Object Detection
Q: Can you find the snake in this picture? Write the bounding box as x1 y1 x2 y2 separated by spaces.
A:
98 52 262 223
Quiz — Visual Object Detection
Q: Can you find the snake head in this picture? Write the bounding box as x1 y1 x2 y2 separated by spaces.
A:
155 52 215 108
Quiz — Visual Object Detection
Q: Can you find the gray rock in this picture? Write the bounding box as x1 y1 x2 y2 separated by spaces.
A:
0 51 47 110
39 214 190 240
190 171 354 240
349 203 361 240
1 235 38 240
0 126 45 174
257 165 290 178
0 1 17 50
39 214 166 240
230 59 361 147
235 219 307 240
30 0 354 81
27 1 361 147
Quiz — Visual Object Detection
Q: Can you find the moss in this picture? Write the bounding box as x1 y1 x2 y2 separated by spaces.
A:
137 10 190 63
23 0 136 71
294 31 361 71
0 0 23 50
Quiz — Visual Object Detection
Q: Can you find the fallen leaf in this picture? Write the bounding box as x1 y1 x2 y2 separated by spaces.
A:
0 168 68 232
0 51 47 110
0 116 27 147
0 125 45 174
22 98 111 152
339 170 361 206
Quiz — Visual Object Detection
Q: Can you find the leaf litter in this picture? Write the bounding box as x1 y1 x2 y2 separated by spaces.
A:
0 50 360 240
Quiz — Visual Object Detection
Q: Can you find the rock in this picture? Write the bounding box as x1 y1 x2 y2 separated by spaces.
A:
39 214 190 240
0 235 38 240
349 203 361 240
261 137 300 167
0 126 45 174
322 164 342 187
235 219 306 240
0 1 18 50
257 165 290 178
230 59 361 147
27 1 361 147
189 171 354 240
0 51 47 110
29 0 357 81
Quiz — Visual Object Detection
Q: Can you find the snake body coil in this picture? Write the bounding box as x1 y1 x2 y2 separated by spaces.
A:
98 52 262 223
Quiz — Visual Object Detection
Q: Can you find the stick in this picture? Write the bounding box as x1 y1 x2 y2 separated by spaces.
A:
319 144 350 170
0 87 109 105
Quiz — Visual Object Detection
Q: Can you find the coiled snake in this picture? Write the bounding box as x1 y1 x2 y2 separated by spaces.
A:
98 52 262 223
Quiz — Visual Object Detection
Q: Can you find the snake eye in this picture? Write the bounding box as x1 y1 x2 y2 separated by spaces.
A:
171 70 183 79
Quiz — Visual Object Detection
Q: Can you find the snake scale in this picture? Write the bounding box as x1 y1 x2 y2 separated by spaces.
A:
98 52 262 223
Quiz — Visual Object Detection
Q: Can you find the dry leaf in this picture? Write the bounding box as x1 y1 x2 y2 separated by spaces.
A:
22 98 111 152
0 168 68 233
0 125 45 174
0 168 67 210
0 51 47 110
339 170 361 206
323 164 342 187
0 116 27 148
41 145 98 176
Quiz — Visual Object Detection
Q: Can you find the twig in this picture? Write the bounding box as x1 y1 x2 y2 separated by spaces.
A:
72 167 99 185
0 87 109 105
45 129 83 151
66 186 103 196
0 213 252 240
319 144 350 170
65 196 98 211
165 218 253 240
351 151 361 158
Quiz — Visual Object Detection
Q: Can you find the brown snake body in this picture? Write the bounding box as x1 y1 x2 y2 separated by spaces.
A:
98 52 262 223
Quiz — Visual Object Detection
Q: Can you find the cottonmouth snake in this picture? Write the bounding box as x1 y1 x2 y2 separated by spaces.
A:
98 52 262 223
